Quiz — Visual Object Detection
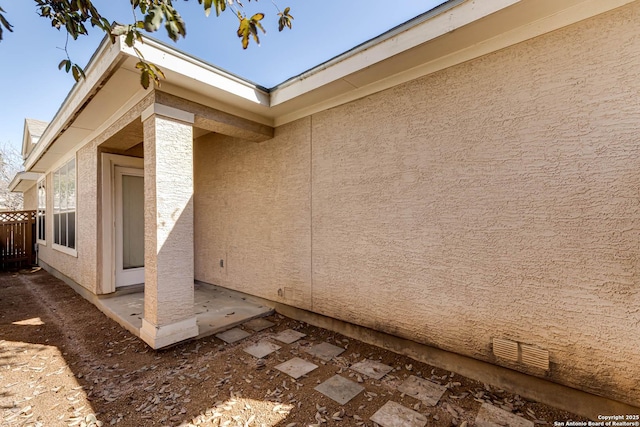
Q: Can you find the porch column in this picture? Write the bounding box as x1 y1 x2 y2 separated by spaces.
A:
139 104 198 349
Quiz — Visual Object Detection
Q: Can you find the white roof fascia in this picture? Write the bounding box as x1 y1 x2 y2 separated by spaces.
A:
119 38 270 107
9 171 42 193
270 0 520 106
20 0 636 168
24 37 124 172
269 0 636 125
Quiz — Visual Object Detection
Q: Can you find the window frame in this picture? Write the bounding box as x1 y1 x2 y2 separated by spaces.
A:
36 178 46 245
52 157 77 257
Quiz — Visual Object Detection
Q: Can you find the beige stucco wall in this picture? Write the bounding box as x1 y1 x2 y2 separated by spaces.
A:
194 118 312 310
194 3 640 405
141 114 198 343
38 141 99 294
22 184 37 211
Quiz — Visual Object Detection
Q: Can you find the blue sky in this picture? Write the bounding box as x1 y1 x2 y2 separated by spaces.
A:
0 1 445 156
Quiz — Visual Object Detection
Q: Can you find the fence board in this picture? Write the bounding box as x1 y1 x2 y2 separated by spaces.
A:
0 210 36 270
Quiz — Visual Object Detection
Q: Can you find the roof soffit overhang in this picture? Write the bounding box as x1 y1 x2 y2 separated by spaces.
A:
268 0 637 125
9 171 42 193
24 38 126 172
22 0 636 172
23 36 275 173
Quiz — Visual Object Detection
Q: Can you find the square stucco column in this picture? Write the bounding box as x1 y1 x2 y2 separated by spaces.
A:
139 104 198 349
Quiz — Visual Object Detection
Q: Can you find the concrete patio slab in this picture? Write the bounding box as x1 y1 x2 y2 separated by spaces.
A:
398 375 447 406
97 282 274 343
243 318 275 332
305 342 345 361
216 328 251 344
243 340 281 358
370 401 428 427
273 329 306 344
314 375 364 405
350 359 393 380
275 357 318 379
476 403 534 427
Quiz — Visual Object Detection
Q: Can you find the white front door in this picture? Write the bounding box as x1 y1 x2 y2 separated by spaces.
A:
115 166 145 287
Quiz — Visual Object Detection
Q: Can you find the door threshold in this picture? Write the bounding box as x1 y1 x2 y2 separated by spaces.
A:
101 283 144 298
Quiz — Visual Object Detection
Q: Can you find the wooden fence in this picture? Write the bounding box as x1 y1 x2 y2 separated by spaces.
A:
0 210 36 270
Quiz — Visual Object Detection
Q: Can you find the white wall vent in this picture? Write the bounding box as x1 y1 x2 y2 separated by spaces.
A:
493 338 550 371
521 344 550 370
493 338 519 361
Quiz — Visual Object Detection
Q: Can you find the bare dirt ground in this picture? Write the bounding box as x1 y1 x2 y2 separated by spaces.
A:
0 269 587 427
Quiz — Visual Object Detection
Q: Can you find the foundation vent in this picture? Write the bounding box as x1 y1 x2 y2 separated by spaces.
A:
521 344 550 370
493 338 550 371
493 338 519 362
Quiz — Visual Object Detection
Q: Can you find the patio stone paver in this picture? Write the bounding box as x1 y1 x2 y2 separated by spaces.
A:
243 318 275 332
397 375 447 406
314 375 364 405
350 359 393 380
273 329 307 344
476 403 534 427
275 357 318 379
305 342 345 361
243 340 281 358
216 328 251 344
1 270 587 427
370 401 428 427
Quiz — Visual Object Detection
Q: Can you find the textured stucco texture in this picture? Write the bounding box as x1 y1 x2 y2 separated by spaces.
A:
143 115 196 327
38 141 98 294
194 118 312 310
22 184 37 211
194 3 640 406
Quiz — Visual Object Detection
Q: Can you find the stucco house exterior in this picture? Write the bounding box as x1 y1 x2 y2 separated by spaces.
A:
10 0 640 412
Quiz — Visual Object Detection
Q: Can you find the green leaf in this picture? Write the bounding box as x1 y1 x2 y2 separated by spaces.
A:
236 11 266 49
203 0 213 17
151 64 165 80
236 14 249 49
135 60 164 89
141 69 150 89
125 30 134 47
76 65 86 79
58 59 69 71
278 7 293 32
72 65 80 82
144 6 163 32
133 47 144 59
213 0 226 16
0 10 13 42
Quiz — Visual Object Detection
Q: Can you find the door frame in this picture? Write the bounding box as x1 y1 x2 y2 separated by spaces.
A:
114 166 145 287
100 153 144 294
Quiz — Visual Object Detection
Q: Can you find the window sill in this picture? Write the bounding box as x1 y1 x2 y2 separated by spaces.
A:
52 243 77 258
37 240 46 246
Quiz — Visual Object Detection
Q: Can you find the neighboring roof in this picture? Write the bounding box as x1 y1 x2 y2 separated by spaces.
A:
25 119 49 139
21 118 50 161
20 0 637 174
9 171 42 193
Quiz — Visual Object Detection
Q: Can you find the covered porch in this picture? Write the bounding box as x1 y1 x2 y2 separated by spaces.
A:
22 36 276 349
96 281 273 342
94 89 273 349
